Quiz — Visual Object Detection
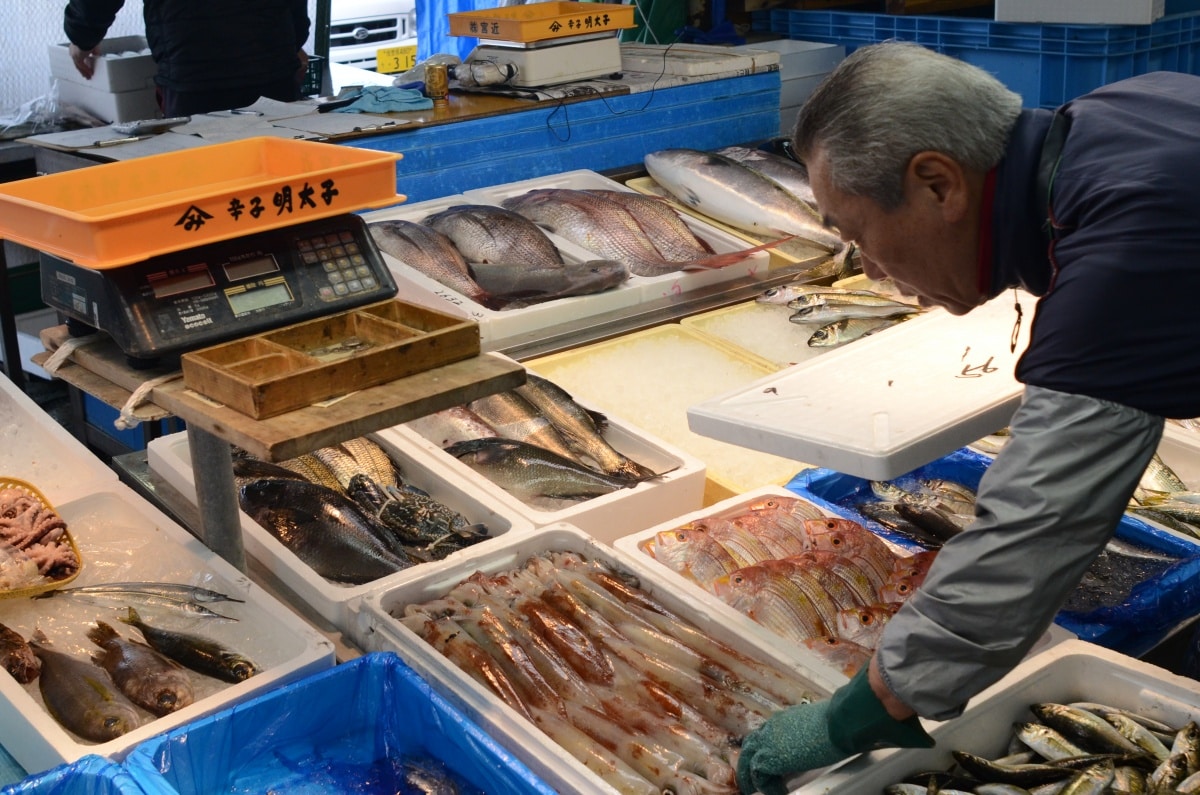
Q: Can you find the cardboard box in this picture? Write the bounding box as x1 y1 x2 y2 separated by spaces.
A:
53 80 160 125
48 36 156 93
0 484 335 775
995 0 1164 24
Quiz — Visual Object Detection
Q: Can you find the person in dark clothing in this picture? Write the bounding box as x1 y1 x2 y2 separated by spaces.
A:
734 41 1200 795
64 0 311 117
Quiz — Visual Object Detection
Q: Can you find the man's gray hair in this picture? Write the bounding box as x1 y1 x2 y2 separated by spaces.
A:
793 41 1023 209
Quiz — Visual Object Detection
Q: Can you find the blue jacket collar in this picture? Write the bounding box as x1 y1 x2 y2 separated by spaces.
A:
988 108 1057 298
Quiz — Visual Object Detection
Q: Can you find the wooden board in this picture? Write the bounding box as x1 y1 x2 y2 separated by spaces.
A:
38 325 526 461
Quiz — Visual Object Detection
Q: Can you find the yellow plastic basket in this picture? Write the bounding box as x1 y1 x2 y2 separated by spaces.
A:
0 478 82 599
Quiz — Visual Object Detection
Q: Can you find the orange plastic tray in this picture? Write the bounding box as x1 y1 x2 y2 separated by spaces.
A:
449 1 635 43
0 137 403 269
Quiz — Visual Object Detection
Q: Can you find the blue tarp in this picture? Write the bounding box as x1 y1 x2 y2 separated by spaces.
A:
0 756 141 795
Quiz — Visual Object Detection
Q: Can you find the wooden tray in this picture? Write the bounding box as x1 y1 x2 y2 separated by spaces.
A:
181 299 480 419
0 477 82 599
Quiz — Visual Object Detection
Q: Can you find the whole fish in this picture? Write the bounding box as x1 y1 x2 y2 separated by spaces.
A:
786 288 912 309
808 317 904 347
514 373 656 480
405 405 499 448
31 637 143 742
87 621 194 716
33 588 236 620
790 301 920 323
368 219 496 308
445 438 651 502
715 145 818 207
638 526 742 587
801 635 872 678
581 189 714 261
37 581 244 604
466 258 629 303
120 608 259 683
238 478 411 584
643 148 845 252
0 622 40 684
468 390 582 462
422 203 566 266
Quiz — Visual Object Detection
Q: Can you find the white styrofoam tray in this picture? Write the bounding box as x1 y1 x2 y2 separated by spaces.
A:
362 193 649 352
384 373 708 544
463 169 775 303
145 430 537 630
688 291 1036 481
994 0 1164 24
0 483 335 776
353 523 846 795
0 373 117 505
792 639 1200 794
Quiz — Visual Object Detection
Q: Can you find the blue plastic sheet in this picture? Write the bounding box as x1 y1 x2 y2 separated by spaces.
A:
787 448 1200 658
0 756 141 795
123 653 555 795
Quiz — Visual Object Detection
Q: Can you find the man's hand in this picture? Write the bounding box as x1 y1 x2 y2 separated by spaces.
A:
69 44 99 79
736 665 935 794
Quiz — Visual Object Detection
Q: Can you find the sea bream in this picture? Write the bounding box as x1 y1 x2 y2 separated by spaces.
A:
422 203 567 267
368 219 495 307
643 148 846 253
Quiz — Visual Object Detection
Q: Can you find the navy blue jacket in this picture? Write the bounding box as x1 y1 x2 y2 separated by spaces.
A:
989 72 1200 419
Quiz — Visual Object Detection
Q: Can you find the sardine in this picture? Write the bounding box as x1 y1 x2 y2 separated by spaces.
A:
87 621 194 716
368 219 496 308
422 203 566 266
31 637 143 742
120 608 258 683
514 373 656 480
445 438 651 502
238 478 411 584
0 621 40 684
643 148 845 252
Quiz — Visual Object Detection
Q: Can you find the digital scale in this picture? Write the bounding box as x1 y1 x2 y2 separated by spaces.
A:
464 32 623 87
40 213 398 367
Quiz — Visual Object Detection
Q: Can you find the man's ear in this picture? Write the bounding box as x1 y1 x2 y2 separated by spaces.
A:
908 151 970 223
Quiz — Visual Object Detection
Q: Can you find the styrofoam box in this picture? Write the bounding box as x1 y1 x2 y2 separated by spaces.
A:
781 73 829 110
620 42 781 76
54 81 160 125
688 291 1036 481
0 483 335 776
463 169 775 304
0 373 117 505
353 523 847 795
525 325 812 505
735 39 844 80
995 0 1164 24
383 365 707 543
361 194 649 352
47 36 156 93
791 639 1200 794
146 430 537 630
681 298 833 369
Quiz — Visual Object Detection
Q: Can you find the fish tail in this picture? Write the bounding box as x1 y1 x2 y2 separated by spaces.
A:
682 235 797 271
118 607 142 628
87 620 119 646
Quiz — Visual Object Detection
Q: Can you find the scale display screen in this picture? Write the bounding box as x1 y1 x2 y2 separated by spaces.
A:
150 267 215 299
226 282 294 315
224 255 279 282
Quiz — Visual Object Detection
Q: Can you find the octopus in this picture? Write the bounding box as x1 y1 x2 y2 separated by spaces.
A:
0 488 78 582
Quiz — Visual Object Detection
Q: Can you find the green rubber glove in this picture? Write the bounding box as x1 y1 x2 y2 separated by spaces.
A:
736 665 934 795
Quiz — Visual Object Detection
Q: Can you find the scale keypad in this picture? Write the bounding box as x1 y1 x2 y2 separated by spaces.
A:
298 230 379 299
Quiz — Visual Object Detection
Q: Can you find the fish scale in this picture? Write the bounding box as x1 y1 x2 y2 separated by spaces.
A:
423 203 565 267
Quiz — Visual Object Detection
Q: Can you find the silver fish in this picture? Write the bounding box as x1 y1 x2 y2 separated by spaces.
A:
368 219 494 307
790 302 920 323
38 581 244 604
445 438 650 502
120 608 259 684
406 405 499 448
715 145 818 207
786 289 916 309
423 203 566 267
87 621 194 717
467 390 582 462
807 317 904 347
31 638 143 742
643 148 844 252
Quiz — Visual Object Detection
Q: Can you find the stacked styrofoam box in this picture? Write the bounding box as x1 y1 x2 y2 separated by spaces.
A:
463 170 775 305
353 524 847 795
0 482 334 776
145 429 537 631
382 359 708 543
0 372 117 505
791 639 1200 794
995 0 1164 24
47 36 159 123
361 193 650 353
735 40 844 137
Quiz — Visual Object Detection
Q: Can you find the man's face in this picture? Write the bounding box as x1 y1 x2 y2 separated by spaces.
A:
806 146 985 316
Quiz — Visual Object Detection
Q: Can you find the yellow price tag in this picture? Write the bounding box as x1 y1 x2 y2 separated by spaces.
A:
376 44 418 74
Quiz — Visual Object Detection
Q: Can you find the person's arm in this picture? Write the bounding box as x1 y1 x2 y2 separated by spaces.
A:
63 0 126 78
875 385 1163 719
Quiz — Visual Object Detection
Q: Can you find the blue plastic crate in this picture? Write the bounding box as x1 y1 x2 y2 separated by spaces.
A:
758 8 1200 108
123 652 555 795
0 756 143 795
786 447 1200 658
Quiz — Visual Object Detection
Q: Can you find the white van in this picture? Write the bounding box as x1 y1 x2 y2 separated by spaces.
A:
328 0 418 72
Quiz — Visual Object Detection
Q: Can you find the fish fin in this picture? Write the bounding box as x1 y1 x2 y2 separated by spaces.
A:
585 408 609 432
86 621 120 646
118 607 141 628
680 235 798 271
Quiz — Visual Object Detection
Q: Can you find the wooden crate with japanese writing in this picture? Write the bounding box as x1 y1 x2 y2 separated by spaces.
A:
181 299 480 419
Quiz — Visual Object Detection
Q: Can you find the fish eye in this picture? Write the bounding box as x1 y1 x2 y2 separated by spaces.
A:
860 612 875 625
103 716 122 730
732 575 745 585
823 519 837 530
158 693 178 709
